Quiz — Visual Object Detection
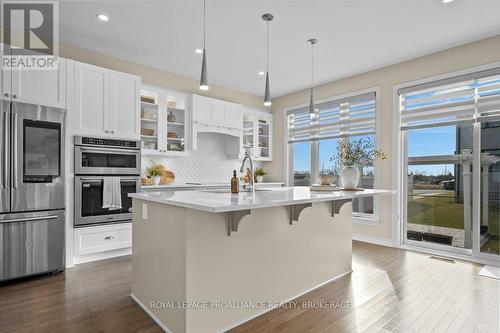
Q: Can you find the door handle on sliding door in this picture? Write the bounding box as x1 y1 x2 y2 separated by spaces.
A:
12 105 18 189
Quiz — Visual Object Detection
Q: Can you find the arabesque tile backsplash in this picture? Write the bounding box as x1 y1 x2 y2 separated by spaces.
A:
142 133 261 183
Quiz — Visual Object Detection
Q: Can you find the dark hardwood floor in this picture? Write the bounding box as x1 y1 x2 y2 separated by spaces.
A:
0 241 498 333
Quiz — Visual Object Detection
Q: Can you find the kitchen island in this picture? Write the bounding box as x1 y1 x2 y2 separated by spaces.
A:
129 187 391 333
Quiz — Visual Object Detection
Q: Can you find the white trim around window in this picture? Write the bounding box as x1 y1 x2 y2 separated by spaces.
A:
393 61 500 261
284 87 381 225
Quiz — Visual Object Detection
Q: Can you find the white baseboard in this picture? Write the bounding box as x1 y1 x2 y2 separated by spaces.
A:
352 233 394 247
130 294 173 333
73 248 132 265
130 270 353 333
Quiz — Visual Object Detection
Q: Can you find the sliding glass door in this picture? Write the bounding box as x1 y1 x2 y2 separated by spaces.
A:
399 68 500 259
403 124 474 253
479 121 500 256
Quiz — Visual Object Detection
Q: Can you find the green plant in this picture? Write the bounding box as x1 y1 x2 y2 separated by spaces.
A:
330 138 387 167
146 165 164 177
254 168 266 176
319 163 337 176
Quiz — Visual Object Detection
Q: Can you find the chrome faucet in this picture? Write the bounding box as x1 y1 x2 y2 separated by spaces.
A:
240 152 255 193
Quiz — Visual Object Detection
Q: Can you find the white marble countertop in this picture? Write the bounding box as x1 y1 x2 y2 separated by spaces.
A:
141 182 284 190
129 186 393 213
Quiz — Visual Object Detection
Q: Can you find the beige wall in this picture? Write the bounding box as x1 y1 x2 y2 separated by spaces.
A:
59 42 266 110
268 34 500 241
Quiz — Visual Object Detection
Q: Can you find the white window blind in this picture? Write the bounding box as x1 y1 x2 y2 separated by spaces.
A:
399 68 500 130
287 92 377 143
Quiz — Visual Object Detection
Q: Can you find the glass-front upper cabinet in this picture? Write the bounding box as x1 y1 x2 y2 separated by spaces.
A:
240 108 273 161
164 92 186 155
140 85 188 156
242 113 255 157
256 117 271 160
140 89 159 153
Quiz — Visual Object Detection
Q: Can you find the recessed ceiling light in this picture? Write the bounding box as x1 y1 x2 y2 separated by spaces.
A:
258 71 265 76
442 0 454 3
96 14 109 22
195 48 203 54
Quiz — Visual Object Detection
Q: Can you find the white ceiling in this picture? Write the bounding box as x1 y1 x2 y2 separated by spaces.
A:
59 0 500 98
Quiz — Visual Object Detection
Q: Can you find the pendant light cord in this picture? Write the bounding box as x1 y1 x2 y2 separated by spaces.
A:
266 21 269 72
311 43 314 89
203 0 206 49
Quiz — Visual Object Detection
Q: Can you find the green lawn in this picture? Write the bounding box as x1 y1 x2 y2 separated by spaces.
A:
407 192 499 255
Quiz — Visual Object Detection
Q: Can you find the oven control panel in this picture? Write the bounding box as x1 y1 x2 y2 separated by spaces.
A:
76 136 140 149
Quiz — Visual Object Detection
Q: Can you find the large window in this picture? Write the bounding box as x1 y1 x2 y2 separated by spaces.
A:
286 89 379 220
398 67 500 257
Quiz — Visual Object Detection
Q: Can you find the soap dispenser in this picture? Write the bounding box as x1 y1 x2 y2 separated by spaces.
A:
231 170 239 194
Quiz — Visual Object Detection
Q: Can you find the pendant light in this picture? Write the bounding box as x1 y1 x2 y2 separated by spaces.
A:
262 13 273 107
199 0 209 91
308 38 317 116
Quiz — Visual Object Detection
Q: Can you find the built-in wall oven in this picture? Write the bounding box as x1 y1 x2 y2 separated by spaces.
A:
74 136 141 227
74 176 140 226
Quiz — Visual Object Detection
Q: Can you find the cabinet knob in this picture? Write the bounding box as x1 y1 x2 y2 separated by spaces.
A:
104 236 114 240
4 93 8 97
12 94 17 99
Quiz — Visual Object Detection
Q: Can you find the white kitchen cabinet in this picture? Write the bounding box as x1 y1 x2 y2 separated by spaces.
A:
191 94 242 154
140 84 189 156
10 58 66 108
241 108 273 161
1 52 11 100
191 94 242 129
0 46 66 108
73 61 140 139
73 62 109 136
224 102 241 128
73 223 132 256
110 71 140 139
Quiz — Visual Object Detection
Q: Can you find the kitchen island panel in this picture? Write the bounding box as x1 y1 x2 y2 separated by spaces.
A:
131 198 353 333
132 202 188 333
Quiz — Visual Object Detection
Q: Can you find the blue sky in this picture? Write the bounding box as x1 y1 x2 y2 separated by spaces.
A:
293 126 459 176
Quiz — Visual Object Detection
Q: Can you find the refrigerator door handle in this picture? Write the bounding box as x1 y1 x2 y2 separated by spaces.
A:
2 109 8 189
12 104 18 189
0 215 59 224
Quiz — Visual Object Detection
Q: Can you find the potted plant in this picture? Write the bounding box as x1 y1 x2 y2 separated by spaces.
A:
254 168 266 183
317 163 337 185
330 138 387 189
146 164 165 185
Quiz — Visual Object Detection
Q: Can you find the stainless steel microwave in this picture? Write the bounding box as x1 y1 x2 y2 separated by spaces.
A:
74 136 141 175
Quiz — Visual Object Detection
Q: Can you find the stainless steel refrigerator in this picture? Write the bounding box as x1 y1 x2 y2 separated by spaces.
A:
0 100 65 282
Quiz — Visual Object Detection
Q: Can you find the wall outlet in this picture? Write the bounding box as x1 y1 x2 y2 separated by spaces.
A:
142 203 148 221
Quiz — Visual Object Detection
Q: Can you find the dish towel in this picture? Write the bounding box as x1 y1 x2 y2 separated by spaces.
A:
102 177 122 210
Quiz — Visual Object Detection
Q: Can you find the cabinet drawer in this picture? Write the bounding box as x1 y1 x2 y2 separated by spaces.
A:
74 224 132 256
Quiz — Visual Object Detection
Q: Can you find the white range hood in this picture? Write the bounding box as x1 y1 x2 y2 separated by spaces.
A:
191 95 243 158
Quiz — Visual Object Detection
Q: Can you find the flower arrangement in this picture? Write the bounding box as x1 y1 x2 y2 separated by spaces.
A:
330 138 387 167
329 138 387 189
